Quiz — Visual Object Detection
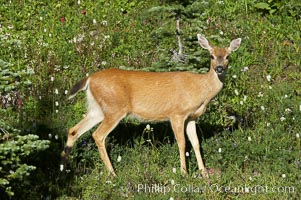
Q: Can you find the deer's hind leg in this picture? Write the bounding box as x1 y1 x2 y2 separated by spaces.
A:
63 89 104 159
92 112 126 176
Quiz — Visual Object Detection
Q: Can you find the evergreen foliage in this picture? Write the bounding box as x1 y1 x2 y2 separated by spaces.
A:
0 0 300 199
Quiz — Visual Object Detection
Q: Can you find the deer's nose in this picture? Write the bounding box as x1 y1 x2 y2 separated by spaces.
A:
215 66 224 74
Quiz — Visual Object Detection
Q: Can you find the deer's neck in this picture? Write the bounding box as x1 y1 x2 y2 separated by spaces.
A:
204 68 224 96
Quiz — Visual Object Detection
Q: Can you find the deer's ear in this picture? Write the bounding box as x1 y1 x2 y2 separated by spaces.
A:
228 38 241 52
197 34 212 50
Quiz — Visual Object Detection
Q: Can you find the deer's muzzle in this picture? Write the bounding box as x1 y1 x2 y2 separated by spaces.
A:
215 66 225 75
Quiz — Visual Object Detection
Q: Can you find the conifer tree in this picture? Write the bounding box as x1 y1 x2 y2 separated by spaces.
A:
148 0 212 72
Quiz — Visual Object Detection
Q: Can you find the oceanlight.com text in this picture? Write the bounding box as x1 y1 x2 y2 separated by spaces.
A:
136 183 295 195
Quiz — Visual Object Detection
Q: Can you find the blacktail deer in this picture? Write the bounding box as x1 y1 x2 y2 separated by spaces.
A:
61 34 241 178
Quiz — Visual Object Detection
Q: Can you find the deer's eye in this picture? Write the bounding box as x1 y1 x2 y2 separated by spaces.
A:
211 55 215 60
225 55 230 60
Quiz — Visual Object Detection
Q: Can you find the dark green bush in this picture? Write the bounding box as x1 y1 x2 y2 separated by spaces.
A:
0 0 300 199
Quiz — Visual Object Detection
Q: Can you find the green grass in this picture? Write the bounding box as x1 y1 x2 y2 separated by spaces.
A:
62 132 300 199
1 0 301 199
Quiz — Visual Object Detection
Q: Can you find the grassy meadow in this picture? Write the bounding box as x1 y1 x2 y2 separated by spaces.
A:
1 0 301 199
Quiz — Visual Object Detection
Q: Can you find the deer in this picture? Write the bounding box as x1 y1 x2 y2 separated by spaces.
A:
61 34 241 178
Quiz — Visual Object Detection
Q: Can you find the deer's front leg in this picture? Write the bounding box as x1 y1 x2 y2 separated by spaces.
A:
170 116 187 175
186 120 208 178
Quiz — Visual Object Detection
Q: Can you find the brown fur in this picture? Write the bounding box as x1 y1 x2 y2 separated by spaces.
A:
62 35 241 178
88 69 221 121
68 77 88 99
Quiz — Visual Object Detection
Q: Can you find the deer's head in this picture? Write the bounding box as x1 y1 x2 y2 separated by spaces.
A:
197 34 241 76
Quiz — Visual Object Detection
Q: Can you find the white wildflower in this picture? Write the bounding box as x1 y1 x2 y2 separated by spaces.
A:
101 61 107 65
55 101 59 106
300 104 301 112
282 174 286 178
269 86 272 90
248 136 252 141
234 89 239 96
218 148 222 153
65 90 68 95
240 101 244 105
117 155 122 162
4 33 10 39
266 74 271 82
266 122 270 127
55 134 59 140
93 19 97 24
260 106 265 111
285 108 292 113
296 133 300 139
257 92 264 97
169 198 174 200
60 164 64 171
54 88 59 94
172 168 176 174
50 76 54 82
146 124 151 131
170 179 175 185
102 20 108 26
232 74 237 79
77 34 84 43
186 152 189 157
284 94 288 98
39 16 43 21
280 116 286 121
48 133 52 139
55 110 59 113
77 0 80 5
243 95 248 102
241 66 249 72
